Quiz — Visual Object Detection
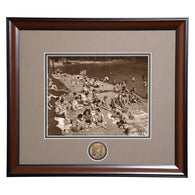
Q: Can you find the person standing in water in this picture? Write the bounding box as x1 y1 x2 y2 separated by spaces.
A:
142 76 148 98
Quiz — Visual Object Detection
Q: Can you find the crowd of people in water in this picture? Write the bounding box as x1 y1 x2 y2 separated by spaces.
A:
48 69 147 135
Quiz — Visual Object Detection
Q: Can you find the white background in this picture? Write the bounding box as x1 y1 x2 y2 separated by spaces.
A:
0 0 194 194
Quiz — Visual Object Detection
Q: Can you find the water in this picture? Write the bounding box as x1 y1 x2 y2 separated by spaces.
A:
48 57 148 98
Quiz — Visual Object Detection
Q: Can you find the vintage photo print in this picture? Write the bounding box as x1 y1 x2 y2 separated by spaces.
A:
45 54 150 138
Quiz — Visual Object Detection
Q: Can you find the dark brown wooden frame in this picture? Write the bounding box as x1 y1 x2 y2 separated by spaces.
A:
7 18 188 177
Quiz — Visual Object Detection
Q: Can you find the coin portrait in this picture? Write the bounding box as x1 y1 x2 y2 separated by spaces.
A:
88 141 107 161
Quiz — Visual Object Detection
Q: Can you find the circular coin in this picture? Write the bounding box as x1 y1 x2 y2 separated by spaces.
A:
88 141 107 161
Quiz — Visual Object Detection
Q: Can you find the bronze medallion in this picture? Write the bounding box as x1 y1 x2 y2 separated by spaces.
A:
88 141 107 161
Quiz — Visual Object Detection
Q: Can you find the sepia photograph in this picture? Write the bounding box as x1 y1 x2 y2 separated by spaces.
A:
46 54 150 137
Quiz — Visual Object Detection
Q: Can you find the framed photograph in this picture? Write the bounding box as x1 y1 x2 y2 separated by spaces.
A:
7 18 188 177
46 53 150 138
